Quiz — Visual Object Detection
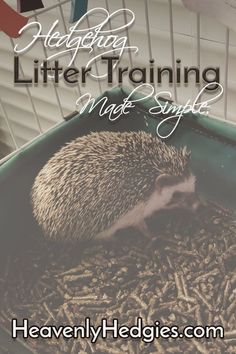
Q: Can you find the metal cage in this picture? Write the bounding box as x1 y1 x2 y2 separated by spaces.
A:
0 0 234 163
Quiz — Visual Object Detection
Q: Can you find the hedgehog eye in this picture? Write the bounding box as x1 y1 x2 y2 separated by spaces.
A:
171 191 183 203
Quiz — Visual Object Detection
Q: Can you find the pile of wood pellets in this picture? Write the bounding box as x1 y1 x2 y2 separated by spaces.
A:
0 202 235 354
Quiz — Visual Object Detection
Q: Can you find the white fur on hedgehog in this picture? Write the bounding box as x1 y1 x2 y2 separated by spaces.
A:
31 131 195 242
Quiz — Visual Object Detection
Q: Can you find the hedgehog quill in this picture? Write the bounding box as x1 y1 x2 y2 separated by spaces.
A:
31 131 199 242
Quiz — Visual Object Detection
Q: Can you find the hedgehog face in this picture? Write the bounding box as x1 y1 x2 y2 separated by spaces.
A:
144 173 198 218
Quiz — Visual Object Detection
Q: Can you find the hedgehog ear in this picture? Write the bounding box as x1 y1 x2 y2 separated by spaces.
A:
155 174 171 192
182 146 191 159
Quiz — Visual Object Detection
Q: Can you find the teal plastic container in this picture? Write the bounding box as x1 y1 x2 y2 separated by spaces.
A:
0 87 235 351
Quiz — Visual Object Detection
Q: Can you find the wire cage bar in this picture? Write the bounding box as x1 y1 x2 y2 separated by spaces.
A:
224 28 230 121
168 0 177 103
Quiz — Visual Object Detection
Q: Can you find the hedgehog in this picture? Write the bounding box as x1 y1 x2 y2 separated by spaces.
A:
31 131 198 242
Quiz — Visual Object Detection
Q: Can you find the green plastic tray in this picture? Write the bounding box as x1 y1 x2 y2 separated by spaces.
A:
0 87 236 352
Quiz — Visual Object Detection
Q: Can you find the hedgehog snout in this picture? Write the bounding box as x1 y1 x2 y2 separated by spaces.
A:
167 191 201 212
